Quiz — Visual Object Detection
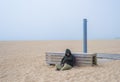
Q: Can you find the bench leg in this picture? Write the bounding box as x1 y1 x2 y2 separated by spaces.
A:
92 56 97 65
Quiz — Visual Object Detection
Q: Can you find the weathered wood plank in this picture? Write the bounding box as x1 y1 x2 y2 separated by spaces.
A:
46 58 92 61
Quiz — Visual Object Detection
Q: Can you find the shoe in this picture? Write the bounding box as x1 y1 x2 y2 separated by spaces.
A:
55 68 60 71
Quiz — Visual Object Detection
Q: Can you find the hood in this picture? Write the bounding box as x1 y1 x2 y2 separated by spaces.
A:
65 49 72 56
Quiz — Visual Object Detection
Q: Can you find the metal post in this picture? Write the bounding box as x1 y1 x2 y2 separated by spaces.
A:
83 19 87 53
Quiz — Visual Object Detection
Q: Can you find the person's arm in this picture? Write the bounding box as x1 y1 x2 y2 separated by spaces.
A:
61 56 65 65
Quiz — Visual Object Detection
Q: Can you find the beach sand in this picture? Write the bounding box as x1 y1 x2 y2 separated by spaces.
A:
0 40 120 82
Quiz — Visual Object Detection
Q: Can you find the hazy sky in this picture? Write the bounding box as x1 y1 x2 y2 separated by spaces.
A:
0 0 120 40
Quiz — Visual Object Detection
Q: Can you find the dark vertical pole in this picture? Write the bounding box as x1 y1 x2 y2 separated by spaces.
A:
83 19 87 53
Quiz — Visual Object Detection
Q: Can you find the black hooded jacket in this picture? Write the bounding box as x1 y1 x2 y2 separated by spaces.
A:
61 49 76 67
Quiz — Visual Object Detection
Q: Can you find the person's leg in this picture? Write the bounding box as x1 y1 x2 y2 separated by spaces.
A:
61 63 72 71
56 64 62 70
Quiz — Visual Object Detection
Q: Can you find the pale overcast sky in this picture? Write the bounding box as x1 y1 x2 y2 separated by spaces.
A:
0 0 120 40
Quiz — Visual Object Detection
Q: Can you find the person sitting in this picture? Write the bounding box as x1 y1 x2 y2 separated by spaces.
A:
56 49 76 71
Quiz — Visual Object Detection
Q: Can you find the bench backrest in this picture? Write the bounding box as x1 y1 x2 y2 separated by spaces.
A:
46 52 97 66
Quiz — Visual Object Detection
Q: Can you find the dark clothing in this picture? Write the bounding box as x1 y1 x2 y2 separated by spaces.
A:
61 49 76 67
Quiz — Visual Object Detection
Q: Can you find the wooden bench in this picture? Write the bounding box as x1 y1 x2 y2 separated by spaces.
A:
46 52 97 66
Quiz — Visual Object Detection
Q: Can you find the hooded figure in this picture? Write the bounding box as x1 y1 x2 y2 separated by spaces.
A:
56 49 76 71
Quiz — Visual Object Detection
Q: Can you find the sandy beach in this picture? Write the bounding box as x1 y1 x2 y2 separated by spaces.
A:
0 40 120 82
